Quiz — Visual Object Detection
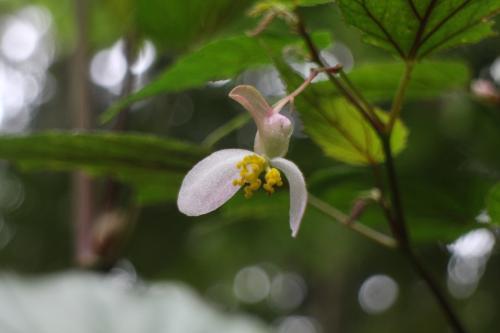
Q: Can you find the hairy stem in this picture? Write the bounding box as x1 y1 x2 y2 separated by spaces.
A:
308 194 397 248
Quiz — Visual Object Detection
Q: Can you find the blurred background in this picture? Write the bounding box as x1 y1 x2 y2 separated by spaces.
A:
0 0 499 332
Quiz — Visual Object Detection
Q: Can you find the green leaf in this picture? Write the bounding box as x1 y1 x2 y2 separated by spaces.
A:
102 34 292 123
486 183 500 225
274 57 409 165
306 60 470 104
0 132 207 204
338 0 500 59
297 0 333 5
339 60 470 102
274 0 333 6
136 0 255 53
302 98 408 165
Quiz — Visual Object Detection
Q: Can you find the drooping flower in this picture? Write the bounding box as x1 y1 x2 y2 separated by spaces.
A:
177 85 307 237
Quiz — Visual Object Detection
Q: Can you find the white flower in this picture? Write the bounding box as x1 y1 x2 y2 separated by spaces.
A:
177 85 307 237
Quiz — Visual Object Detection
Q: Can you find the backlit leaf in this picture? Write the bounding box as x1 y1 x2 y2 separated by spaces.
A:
301 98 408 165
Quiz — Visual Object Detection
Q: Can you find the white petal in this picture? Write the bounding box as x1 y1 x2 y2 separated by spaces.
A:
229 85 272 126
178 149 252 216
271 158 307 237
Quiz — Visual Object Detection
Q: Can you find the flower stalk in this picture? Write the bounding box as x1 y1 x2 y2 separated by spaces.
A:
308 194 397 248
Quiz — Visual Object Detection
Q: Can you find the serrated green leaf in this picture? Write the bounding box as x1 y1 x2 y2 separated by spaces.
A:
486 183 500 225
0 132 207 204
338 0 500 59
102 34 293 123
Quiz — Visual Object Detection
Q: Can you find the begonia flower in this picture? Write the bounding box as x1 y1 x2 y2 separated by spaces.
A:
177 85 307 237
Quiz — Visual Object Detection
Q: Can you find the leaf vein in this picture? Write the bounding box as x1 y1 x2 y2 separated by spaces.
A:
354 0 406 58
407 0 422 21
417 0 473 51
408 0 438 58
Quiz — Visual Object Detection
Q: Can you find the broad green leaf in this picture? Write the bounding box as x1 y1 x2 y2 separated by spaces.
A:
302 98 408 165
339 60 470 102
306 60 470 104
102 34 293 123
486 183 500 225
0 132 207 204
338 0 500 59
136 0 255 52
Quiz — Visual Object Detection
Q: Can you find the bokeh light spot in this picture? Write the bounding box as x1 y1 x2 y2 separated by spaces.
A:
358 274 399 314
277 316 319 333
1 18 39 62
233 265 270 304
90 40 127 90
269 273 307 311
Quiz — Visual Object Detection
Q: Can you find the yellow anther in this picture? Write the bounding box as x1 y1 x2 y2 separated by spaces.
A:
233 154 267 198
263 167 283 195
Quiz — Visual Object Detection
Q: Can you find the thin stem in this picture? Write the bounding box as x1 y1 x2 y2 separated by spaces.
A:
308 193 398 248
71 0 95 267
387 61 414 132
202 113 251 148
295 14 385 134
338 70 375 116
273 65 342 112
103 36 137 211
112 34 137 131
405 248 466 333
379 136 408 244
380 135 467 333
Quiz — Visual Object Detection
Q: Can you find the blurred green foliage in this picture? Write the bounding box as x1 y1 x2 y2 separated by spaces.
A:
0 1 498 333
487 183 500 225
0 132 206 204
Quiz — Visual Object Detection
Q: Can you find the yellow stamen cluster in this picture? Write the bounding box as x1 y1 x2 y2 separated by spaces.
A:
233 155 284 198
263 167 283 194
233 155 267 198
